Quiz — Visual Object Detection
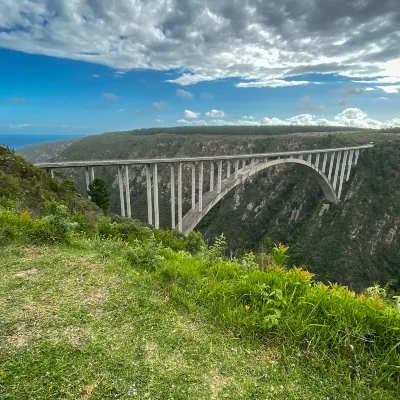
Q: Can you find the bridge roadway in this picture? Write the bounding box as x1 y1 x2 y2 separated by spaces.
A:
35 144 373 234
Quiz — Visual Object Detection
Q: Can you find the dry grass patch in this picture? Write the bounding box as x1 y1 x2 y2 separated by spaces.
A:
14 268 39 278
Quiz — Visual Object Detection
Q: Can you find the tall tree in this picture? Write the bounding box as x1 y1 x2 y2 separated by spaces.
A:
88 178 111 214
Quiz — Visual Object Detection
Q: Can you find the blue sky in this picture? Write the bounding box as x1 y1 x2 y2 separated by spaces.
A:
1 0 400 147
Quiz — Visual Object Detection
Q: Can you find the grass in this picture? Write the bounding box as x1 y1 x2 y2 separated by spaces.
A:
1 240 399 399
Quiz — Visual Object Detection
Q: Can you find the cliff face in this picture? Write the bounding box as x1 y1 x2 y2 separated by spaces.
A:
17 131 400 291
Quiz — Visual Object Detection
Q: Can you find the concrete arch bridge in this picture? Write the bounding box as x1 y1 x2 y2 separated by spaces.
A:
36 144 373 235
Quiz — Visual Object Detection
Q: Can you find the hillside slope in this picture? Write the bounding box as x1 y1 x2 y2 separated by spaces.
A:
17 129 400 291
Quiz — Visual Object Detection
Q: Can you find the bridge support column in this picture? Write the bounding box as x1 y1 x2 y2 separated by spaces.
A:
199 161 203 212
118 165 126 217
85 167 90 192
315 153 320 169
307 154 312 163
90 167 95 182
234 160 239 179
170 164 175 229
241 159 246 169
210 161 214 192
298 154 304 160
178 162 183 232
146 164 153 225
337 151 349 199
191 162 196 210
153 164 159 229
217 160 222 193
322 153 327 173
125 166 131 218
332 151 342 190
251 158 255 168
346 150 355 181
227 160 231 178
354 149 360 165
50 169 55 179
328 152 335 181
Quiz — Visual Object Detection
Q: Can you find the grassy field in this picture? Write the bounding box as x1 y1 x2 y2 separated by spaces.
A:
1 240 399 399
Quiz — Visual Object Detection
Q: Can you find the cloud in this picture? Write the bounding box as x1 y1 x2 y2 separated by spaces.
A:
236 79 317 88
92 74 100 78
156 119 163 123
13 97 27 104
206 109 225 118
330 84 369 96
101 92 119 100
177 108 400 129
337 100 349 107
378 97 388 100
176 89 193 99
184 109 200 119
115 71 126 75
149 102 167 111
1 1 399 87
243 116 254 119
300 96 323 112
376 85 400 94
116 108 124 112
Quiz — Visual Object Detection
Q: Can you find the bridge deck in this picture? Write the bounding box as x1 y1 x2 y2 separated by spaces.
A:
34 144 373 168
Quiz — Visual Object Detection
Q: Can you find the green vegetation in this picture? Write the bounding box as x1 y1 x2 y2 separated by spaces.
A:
1 205 399 398
1 145 400 398
88 177 111 214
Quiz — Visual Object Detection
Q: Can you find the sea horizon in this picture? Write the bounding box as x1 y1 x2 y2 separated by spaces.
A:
0 134 86 150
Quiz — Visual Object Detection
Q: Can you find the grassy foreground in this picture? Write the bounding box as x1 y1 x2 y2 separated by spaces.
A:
1 237 399 399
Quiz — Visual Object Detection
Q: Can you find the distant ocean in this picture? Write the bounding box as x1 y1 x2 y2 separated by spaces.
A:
0 134 86 150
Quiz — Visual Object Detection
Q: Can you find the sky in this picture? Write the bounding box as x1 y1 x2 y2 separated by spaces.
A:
0 0 400 147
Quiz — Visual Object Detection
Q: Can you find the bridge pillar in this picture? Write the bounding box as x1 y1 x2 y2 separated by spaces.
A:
307 154 312 163
346 150 354 181
153 164 159 229
217 160 222 193
227 160 231 178
178 162 183 232
315 153 320 169
170 164 175 229
191 162 196 210
332 151 342 190
146 164 153 225
50 169 55 179
125 166 131 218
298 154 304 160
234 160 239 178
337 151 349 199
90 167 95 182
241 159 246 169
117 165 126 217
199 161 203 212
354 149 360 165
328 152 335 180
210 161 214 192
322 153 327 173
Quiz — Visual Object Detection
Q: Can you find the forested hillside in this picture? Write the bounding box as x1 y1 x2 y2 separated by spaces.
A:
17 127 400 291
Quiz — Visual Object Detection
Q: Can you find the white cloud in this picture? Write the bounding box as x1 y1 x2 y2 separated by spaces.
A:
177 108 400 129
376 85 400 94
92 74 100 78
243 116 254 119
176 89 193 99
1 1 399 87
236 79 316 88
378 97 389 100
115 70 126 75
184 109 200 119
149 102 167 111
206 109 225 118
156 119 163 123
101 92 119 101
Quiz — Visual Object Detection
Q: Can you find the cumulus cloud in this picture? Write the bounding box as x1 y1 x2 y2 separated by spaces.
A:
101 92 119 101
176 89 193 99
330 84 369 96
177 108 400 129
184 109 200 119
378 97 389 100
92 74 100 78
149 102 167 111
236 79 316 88
1 1 399 86
206 109 225 118
376 85 400 94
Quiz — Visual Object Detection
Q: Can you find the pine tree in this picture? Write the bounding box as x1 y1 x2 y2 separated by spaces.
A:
88 178 111 214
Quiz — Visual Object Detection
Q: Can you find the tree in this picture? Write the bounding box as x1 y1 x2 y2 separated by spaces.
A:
88 178 111 214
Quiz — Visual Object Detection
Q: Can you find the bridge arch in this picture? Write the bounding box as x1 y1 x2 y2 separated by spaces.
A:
181 158 338 235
